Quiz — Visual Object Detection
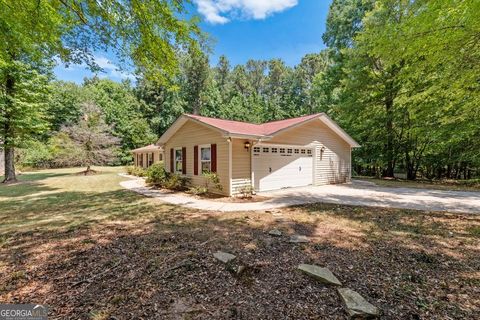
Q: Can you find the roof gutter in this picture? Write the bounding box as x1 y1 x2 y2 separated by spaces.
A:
223 133 273 140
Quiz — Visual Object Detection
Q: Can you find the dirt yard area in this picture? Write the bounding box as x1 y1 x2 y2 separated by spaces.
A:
1 167 479 319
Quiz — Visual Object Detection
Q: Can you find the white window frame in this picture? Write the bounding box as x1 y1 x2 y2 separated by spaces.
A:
174 147 183 174
199 144 211 173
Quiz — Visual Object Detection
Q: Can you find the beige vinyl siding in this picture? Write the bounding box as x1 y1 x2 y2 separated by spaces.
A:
231 138 252 194
153 151 163 163
266 119 351 185
163 120 230 195
232 139 251 179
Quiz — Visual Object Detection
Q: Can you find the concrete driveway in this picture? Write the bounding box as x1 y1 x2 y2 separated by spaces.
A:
120 175 480 213
258 180 480 214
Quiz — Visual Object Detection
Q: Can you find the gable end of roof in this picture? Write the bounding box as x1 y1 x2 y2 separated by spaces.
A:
157 113 360 148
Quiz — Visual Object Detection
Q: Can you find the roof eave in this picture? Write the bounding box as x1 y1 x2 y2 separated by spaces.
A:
157 114 230 145
318 114 360 147
225 133 270 140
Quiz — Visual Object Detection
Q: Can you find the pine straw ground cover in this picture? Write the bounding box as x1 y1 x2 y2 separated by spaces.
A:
0 167 479 319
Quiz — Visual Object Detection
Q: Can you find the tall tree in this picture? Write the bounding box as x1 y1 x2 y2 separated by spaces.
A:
295 51 331 114
214 55 231 103
84 78 156 162
359 0 480 179
47 81 84 132
0 0 199 182
321 0 404 177
0 62 51 180
265 59 289 120
181 45 210 115
61 102 119 174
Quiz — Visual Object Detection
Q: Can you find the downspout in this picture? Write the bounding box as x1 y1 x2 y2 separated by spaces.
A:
227 137 232 196
250 140 260 193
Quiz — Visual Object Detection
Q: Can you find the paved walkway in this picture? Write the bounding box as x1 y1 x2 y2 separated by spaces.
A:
119 175 480 213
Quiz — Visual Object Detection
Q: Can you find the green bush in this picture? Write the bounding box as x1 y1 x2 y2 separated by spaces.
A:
145 162 166 186
237 185 254 198
17 140 54 170
163 174 190 191
202 171 222 191
187 185 208 195
125 165 146 177
142 162 189 190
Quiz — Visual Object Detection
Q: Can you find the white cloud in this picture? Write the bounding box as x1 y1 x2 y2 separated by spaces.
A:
194 0 298 24
93 56 135 81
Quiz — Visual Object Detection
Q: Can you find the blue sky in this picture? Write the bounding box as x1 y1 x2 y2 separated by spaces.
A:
54 0 331 83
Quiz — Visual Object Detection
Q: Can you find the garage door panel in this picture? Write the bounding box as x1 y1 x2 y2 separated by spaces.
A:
253 145 313 192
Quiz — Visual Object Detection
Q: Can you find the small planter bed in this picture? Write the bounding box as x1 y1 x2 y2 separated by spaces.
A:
147 186 271 203
129 163 271 203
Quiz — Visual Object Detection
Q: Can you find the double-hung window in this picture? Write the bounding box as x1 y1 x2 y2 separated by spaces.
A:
200 145 211 173
147 153 153 167
175 148 183 173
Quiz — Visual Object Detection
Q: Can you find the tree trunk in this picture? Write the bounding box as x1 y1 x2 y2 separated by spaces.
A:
3 147 16 183
384 89 395 178
405 152 417 180
2 73 16 183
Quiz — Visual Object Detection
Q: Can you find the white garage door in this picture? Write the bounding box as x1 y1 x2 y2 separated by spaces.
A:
253 145 313 192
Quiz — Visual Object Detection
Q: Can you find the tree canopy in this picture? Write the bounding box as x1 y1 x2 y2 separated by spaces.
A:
2 0 479 181
1 0 200 182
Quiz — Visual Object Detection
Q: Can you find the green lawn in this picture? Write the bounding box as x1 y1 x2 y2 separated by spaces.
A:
1 167 479 319
355 176 480 192
0 167 161 235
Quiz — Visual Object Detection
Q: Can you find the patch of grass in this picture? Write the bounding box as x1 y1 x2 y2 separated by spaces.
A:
110 295 124 305
10 271 26 281
354 176 480 191
89 310 110 320
467 226 480 237
0 166 159 235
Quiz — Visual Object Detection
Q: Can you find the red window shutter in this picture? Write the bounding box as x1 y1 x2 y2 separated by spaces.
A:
170 148 174 172
211 143 217 173
194 145 199 175
182 147 187 174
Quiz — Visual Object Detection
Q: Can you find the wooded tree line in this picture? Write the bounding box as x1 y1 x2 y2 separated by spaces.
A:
1 0 479 181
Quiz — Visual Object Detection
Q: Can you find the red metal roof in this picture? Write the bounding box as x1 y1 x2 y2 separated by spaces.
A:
131 144 162 153
186 113 323 136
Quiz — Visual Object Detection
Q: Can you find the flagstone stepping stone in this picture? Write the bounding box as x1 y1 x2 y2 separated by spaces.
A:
213 251 236 264
337 287 379 319
268 229 282 236
297 264 342 286
289 235 310 243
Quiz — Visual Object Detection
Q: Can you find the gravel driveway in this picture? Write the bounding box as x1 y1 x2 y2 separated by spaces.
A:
259 180 480 214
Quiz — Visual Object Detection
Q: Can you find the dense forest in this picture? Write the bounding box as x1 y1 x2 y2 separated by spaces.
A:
1 0 479 181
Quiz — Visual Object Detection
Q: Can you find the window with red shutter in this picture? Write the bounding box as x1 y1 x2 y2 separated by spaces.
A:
182 147 186 174
211 143 217 173
170 148 174 172
194 145 198 175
